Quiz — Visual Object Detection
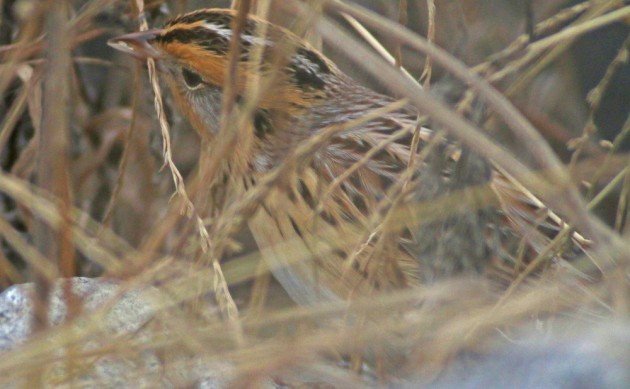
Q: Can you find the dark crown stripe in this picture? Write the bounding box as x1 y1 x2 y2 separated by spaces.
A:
157 26 230 55
160 10 334 92
164 10 258 37
165 10 233 29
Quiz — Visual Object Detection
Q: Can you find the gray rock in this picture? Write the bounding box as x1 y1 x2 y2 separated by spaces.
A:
417 322 630 389
0 278 155 351
0 277 236 388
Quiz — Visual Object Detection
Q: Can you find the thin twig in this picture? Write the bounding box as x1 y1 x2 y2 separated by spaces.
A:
419 0 435 88
100 62 143 229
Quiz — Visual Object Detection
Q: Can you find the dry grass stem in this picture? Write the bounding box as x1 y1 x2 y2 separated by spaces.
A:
133 0 243 338
0 0 627 385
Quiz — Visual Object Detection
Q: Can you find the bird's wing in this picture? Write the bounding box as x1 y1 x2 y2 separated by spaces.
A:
249 162 421 304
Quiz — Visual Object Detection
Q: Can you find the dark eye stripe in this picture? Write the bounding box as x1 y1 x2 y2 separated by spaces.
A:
182 68 203 89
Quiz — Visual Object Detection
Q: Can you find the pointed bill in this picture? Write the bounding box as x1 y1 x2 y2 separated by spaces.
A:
107 29 163 59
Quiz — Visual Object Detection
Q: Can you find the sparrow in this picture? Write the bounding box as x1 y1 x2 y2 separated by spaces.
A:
109 8 587 305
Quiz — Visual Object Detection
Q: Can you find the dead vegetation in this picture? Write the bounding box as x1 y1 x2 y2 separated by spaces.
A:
0 0 628 386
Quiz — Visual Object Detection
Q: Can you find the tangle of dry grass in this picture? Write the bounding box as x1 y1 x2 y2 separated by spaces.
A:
0 0 628 386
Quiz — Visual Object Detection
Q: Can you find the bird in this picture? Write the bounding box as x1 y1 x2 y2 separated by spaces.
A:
108 8 588 305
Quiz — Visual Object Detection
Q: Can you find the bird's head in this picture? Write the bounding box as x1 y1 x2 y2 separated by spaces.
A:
109 8 338 136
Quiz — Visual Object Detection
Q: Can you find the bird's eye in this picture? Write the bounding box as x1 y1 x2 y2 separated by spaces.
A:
182 68 203 89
